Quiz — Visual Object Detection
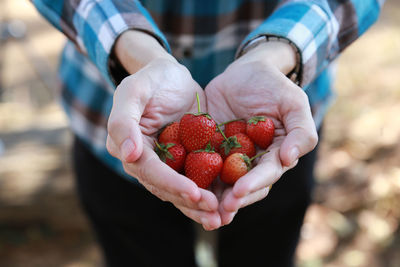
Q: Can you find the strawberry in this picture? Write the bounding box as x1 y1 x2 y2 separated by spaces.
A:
155 141 186 173
179 93 216 152
246 116 275 149
210 131 224 154
184 145 223 189
158 122 180 144
220 153 251 185
220 151 269 185
221 133 256 160
223 119 246 137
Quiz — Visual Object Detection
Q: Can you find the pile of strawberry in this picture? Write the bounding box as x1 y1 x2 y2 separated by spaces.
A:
155 93 275 189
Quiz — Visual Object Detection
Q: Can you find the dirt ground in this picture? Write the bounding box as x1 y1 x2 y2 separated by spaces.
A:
0 1 399 267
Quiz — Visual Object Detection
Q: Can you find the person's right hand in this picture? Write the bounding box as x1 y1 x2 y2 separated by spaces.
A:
105 31 221 230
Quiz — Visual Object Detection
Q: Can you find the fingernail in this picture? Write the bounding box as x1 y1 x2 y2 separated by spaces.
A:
289 147 299 165
121 139 135 161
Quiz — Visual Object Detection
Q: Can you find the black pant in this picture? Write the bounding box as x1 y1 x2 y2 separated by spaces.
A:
73 137 317 267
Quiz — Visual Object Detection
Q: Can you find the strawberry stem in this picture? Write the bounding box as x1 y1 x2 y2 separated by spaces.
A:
216 123 229 142
218 118 244 127
250 150 270 162
196 92 201 113
154 140 163 150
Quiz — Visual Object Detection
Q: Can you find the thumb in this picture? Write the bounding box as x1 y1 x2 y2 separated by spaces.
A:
279 110 318 167
107 80 145 163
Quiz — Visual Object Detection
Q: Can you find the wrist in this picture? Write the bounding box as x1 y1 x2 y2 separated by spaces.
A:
115 30 175 74
239 40 297 75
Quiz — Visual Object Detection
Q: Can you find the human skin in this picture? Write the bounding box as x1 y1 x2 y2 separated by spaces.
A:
106 30 318 230
106 30 221 230
205 41 318 225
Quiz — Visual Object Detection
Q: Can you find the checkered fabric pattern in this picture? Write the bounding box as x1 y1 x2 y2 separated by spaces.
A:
32 0 383 181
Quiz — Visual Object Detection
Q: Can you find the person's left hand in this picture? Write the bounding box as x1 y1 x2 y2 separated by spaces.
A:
205 41 318 226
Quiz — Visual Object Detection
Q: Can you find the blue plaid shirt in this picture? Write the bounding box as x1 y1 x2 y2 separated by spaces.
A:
32 0 383 180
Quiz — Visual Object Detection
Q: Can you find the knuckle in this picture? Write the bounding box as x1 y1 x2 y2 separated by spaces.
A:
106 137 118 157
308 130 319 148
107 117 125 138
303 126 319 149
239 181 252 195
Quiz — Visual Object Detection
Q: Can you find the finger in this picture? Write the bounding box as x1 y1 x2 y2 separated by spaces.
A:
109 138 217 210
138 143 219 211
107 77 145 163
232 148 282 198
126 145 203 202
280 92 318 166
223 186 270 212
178 205 221 231
198 188 219 211
218 188 237 226
138 179 216 211
106 134 120 158
219 205 237 226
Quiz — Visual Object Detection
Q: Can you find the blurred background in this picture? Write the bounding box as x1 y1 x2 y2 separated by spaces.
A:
0 0 399 266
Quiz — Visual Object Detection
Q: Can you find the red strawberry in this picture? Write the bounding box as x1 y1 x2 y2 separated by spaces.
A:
221 133 256 160
220 151 269 185
179 93 216 152
155 142 186 173
159 122 180 144
210 131 224 154
184 145 223 189
224 119 246 137
220 153 251 185
246 116 275 149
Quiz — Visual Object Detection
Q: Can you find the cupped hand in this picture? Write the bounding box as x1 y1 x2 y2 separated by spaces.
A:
205 42 318 225
106 57 221 230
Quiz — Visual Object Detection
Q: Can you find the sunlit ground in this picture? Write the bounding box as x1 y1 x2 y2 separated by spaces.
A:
298 2 400 266
0 0 399 266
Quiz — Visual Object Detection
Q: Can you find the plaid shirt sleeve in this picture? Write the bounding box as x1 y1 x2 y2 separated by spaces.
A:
237 0 385 88
32 0 170 86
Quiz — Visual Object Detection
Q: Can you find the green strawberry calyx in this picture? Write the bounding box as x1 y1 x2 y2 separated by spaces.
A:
155 141 176 162
220 135 242 155
239 154 252 171
248 116 266 125
193 143 216 153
